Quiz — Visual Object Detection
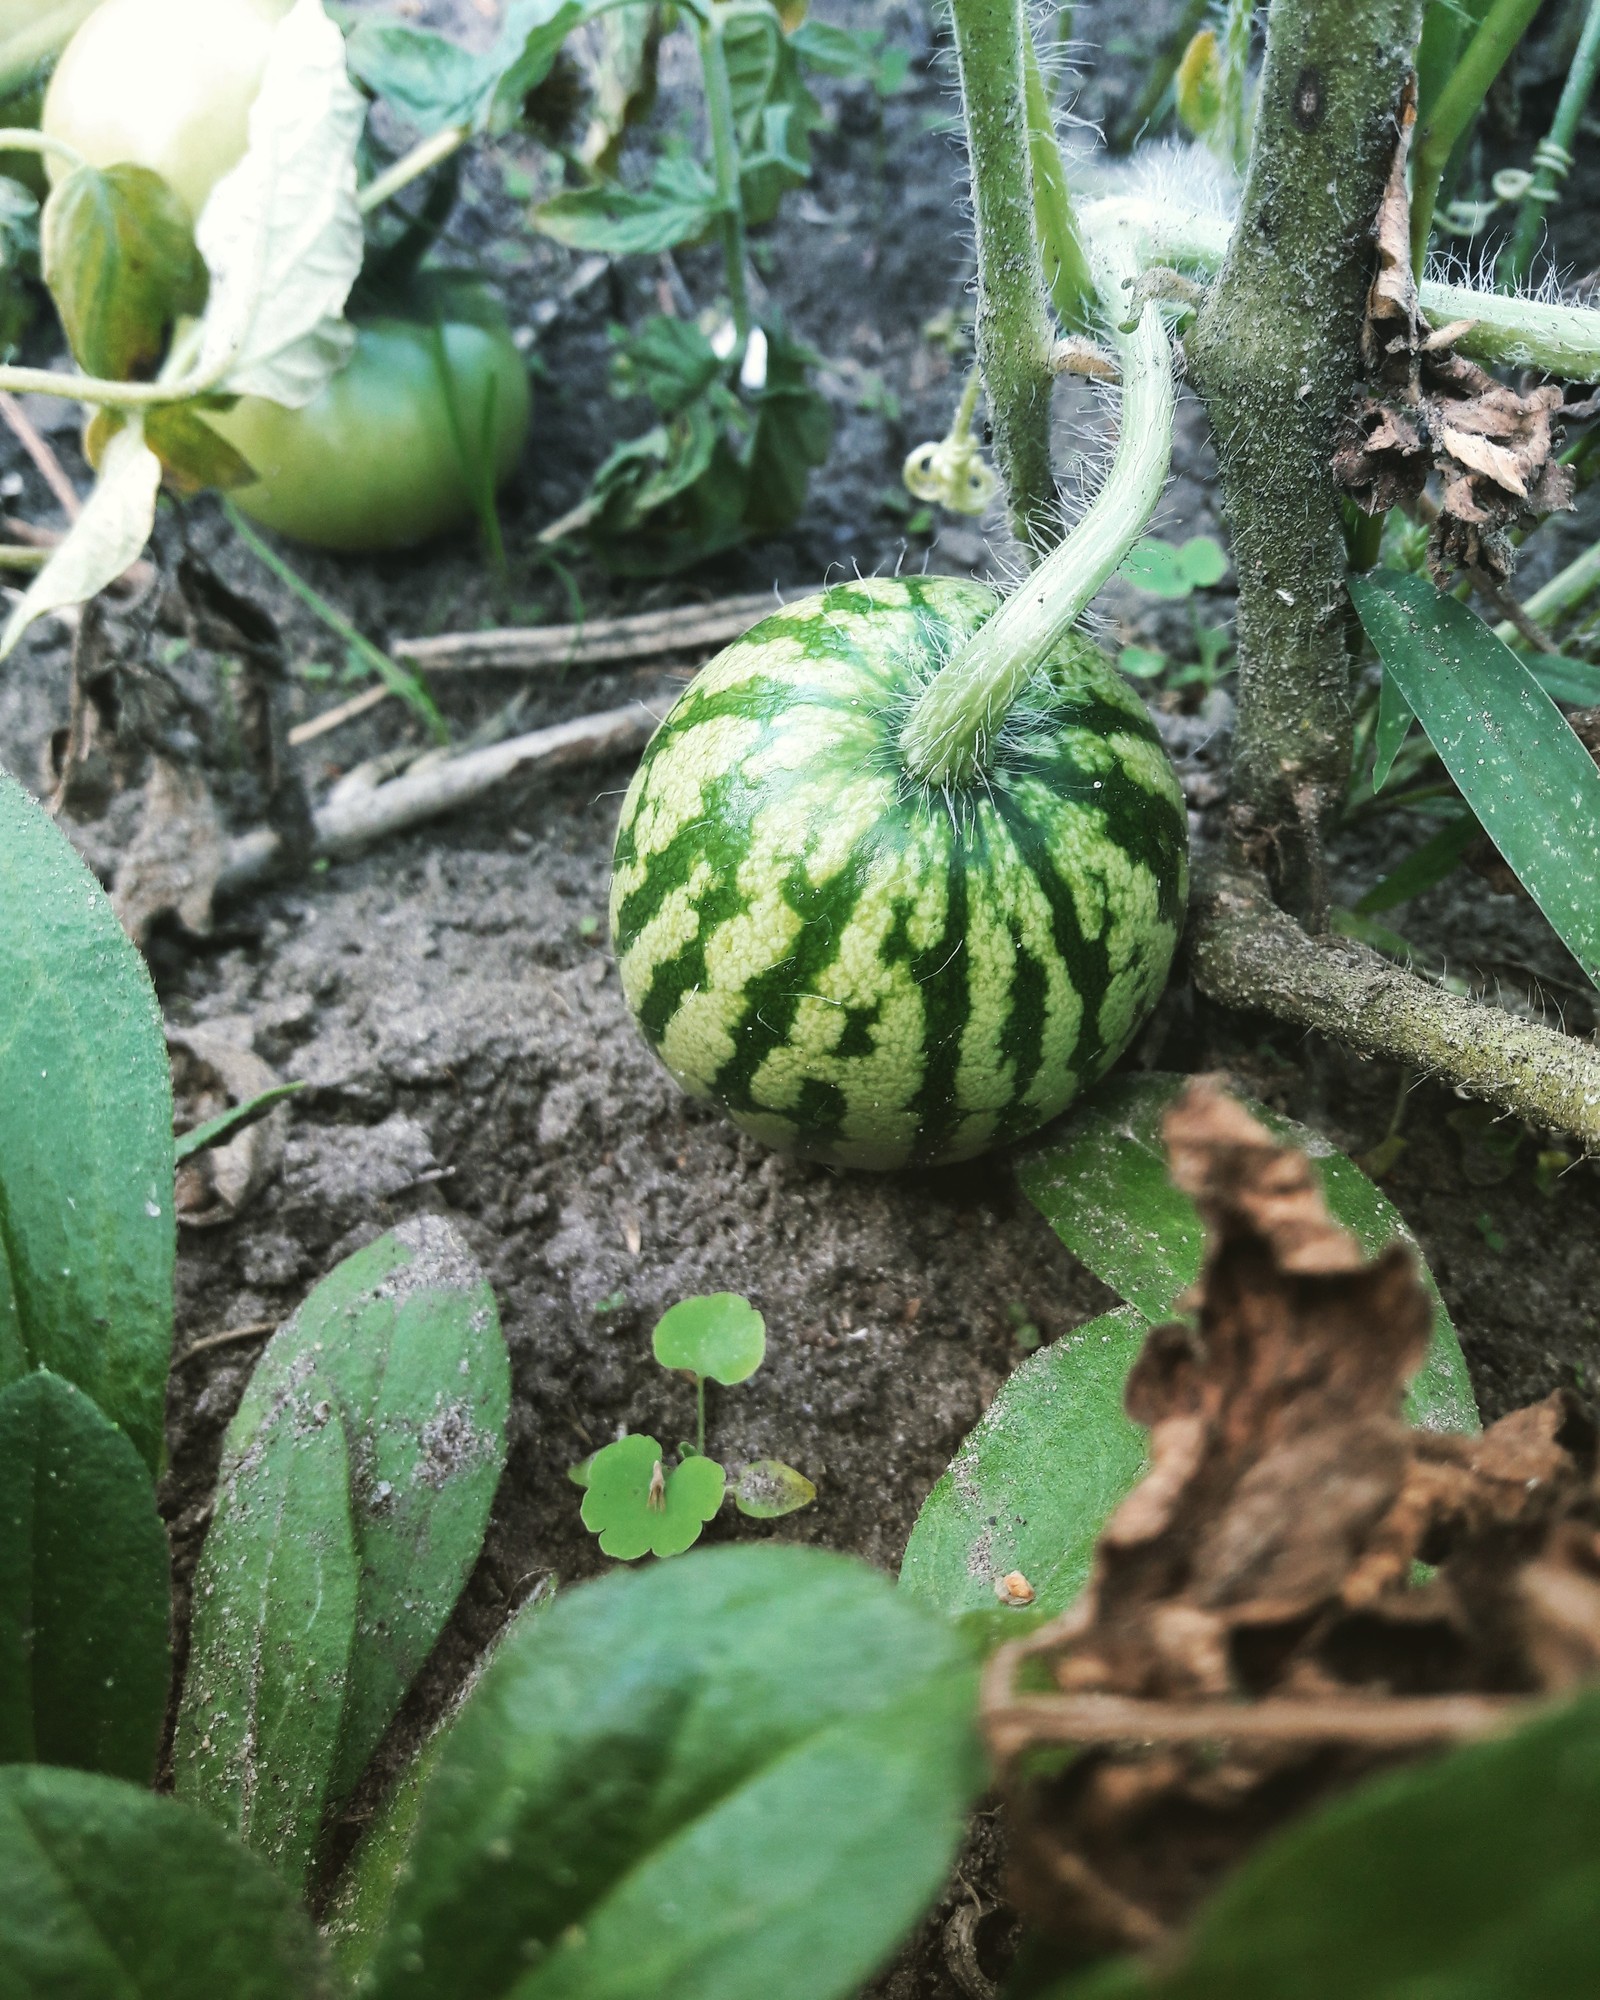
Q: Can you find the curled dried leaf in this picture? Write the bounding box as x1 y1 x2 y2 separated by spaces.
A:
984 1077 1600 1956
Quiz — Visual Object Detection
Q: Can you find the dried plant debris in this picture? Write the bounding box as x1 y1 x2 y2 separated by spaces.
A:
983 1077 1600 1957
1333 84 1580 582
170 1021 290 1228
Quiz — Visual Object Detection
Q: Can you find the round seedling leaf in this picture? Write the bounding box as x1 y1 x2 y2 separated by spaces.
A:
734 1459 817 1519
652 1292 766 1384
1177 533 1228 588
580 1435 726 1559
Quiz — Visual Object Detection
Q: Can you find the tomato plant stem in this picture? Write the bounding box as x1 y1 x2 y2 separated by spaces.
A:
1499 0 1600 287
698 6 752 352
899 220 1173 788
1186 0 1422 925
947 0 1058 557
1409 0 1543 271
356 124 469 216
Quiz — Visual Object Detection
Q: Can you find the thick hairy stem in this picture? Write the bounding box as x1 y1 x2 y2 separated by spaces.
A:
1186 0 1422 925
1023 36 1095 334
899 224 1173 786
948 0 1057 556
1192 860 1600 1149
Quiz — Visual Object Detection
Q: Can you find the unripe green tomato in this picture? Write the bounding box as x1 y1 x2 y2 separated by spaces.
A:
200 312 532 553
611 577 1189 1171
42 0 292 220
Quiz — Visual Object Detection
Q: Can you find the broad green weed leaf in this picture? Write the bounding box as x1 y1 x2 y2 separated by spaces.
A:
652 1291 765 1383
0 418 161 660
0 772 172 1470
900 1307 1148 1621
1056 1685 1600 1999
361 1545 983 2000
176 1217 508 1868
535 153 720 256
174 1353 357 1886
1118 536 1227 599
733 1458 817 1519
41 162 205 379
580 1433 725 1557
0 1371 169 1782
1351 569 1600 989
193 0 362 407
348 0 590 137
1018 1073 1476 1432
0 1765 327 2000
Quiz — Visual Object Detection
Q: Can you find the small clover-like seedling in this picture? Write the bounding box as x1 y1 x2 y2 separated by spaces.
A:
580 1435 726 1559
578 1294 813 1560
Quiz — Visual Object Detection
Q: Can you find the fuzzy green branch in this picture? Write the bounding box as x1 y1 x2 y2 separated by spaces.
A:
1022 34 1095 334
1191 859 1600 1150
947 0 1057 557
1186 0 1423 925
899 219 1173 786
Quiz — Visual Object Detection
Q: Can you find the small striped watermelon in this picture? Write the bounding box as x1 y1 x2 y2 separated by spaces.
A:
610 576 1188 1169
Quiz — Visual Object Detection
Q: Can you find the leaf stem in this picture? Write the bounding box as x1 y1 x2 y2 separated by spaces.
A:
0 126 88 175
698 5 752 351
356 123 470 215
1499 0 1600 286
948 0 1057 557
898 221 1173 786
695 1376 706 1458
1409 0 1543 271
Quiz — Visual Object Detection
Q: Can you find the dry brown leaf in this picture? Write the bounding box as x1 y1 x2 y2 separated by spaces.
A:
169 1020 290 1227
1333 86 1580 581
984 1077 1600 1956
113 756 225 944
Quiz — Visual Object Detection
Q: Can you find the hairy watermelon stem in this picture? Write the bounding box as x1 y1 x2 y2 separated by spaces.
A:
898 221 1174 789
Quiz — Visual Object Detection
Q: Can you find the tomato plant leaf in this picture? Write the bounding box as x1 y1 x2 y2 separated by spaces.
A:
900 1305 1149 1622
0 1764 329 2000
0 771 172 1471
1018 1073 1477 1432
41 162 205 380
193 0 362 407
361 1545 984 2000
146 403 258 495
348 0 592 137
176 1218 507 1865
652 1292 766 1384
0 417 161 660
1054 1685 1600 1998
535 152 720 256
0 1371 169 1783
1351 569 1600 989
579 1433 726 1557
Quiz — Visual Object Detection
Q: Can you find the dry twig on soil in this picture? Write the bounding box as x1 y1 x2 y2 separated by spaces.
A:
984 1078 1600 1956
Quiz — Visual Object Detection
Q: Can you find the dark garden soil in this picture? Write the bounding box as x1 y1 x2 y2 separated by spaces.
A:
3 3 1600 1993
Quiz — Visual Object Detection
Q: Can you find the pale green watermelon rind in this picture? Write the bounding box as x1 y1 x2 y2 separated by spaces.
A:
610 577 1189 1169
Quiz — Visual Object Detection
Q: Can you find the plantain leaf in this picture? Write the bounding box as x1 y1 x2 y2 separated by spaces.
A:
1052 1684 1600 1999
173 1352 358 1886
360 1546 983 2000
41 162 205 380
0 772 173 1472
1017 1073 1477 1433
0 1371 170 1783
174 1216 507 1879
900 1306 1148 1622
0 1764 328 1999
1351 569 1600 990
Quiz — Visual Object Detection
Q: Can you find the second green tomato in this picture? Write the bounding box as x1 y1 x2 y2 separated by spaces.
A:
204 312 531 553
